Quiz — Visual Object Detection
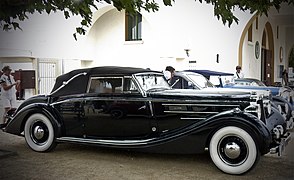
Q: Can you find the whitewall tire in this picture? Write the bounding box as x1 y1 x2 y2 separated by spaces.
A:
24 113 56 152
209 126 259 174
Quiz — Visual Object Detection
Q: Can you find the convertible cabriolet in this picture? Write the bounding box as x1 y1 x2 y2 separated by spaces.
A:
2 66 291 175
232 78 294 105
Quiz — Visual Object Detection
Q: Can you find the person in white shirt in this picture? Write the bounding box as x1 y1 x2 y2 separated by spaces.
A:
233 65 244 79
0 66 20 127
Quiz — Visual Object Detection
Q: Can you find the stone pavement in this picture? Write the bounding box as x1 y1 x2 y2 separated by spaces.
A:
0 149 17 159
0 126 17 159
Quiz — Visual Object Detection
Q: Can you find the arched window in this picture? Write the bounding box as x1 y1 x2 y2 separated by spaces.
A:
247 24 252 42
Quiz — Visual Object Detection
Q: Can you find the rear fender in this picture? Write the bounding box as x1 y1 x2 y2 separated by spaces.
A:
4 103 63 138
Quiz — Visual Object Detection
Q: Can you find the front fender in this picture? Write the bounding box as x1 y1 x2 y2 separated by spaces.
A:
203 109 272 155
4 103 62 138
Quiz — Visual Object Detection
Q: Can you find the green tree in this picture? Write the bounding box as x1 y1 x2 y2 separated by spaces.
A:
0 0 293 40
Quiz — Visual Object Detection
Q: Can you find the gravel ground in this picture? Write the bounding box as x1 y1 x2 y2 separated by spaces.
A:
0 129 293 180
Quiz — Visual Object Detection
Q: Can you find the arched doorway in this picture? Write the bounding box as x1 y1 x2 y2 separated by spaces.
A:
261 22 274 85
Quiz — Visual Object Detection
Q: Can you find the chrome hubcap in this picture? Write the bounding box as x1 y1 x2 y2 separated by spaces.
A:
33 126 45 140
224 142 241 159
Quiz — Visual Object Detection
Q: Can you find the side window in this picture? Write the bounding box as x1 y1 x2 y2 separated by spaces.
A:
210 76 221 87
182 79 190 89
123 78 139 92
88 77 123 94
171 76 182 89
170 76 191 89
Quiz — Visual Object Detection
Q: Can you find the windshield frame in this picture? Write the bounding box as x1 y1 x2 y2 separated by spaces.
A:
185 73 215 89
133 72 171 97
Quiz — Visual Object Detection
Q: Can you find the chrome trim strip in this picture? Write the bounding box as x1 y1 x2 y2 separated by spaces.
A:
181 117 206 120
164 111 218 114
51 97 146 106
51 95 245 106
57 137 155 146
149 101 154 116
163 103 239 107
154 99 245 103
51 98 84 106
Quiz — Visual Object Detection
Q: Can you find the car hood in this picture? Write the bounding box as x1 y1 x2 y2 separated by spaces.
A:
149 88 252 99
214 87 271 99
224 84 279 95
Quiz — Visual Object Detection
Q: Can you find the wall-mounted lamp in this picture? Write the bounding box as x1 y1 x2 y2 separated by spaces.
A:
184 49 190 57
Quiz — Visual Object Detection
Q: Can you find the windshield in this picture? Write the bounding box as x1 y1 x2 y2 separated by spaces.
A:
187 74 214 88
135 73 171 91
255 80 266 86
235 79 266 87
210 75 234 87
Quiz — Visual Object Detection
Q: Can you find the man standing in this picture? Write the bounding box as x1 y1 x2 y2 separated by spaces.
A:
234 65 244 79
0 66 20 128
282 69 289 86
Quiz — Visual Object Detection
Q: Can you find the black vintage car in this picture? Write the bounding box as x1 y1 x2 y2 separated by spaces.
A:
2 66 291 175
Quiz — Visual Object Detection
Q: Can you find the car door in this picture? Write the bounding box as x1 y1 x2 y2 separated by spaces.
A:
83 76 152 138
53 95 85 138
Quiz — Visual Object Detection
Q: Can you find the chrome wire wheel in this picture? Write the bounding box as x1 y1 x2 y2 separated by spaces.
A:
209 126 259 174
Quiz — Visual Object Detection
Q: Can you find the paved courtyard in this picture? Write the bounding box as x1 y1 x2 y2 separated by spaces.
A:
0 129 293 180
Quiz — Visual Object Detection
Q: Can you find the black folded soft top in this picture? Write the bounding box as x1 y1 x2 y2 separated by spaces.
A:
50 66 158 96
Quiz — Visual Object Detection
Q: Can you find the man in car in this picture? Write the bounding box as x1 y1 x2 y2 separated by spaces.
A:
163 66 175 85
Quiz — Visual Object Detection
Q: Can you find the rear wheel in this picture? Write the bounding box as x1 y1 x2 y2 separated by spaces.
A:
209 126 260 174
24 113 56 152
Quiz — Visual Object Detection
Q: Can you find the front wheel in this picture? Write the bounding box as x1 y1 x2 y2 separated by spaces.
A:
24 113 57 152
209 126 260 174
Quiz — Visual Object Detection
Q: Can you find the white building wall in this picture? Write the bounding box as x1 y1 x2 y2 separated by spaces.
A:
0 1 253 73
87 0 252 72
0 12 86 60
242 17 263 79
0 1 291 82
241 11 292 83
